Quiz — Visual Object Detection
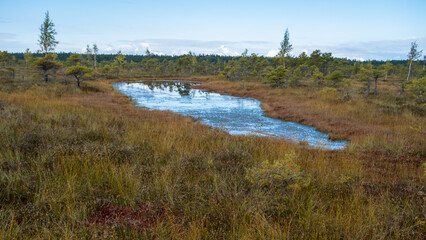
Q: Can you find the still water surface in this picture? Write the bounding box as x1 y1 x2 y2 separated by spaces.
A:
112 80 347 150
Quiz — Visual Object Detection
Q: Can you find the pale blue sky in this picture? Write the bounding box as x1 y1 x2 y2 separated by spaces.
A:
0 0 425 60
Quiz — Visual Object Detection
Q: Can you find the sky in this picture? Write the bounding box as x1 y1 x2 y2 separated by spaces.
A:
0 0 425 60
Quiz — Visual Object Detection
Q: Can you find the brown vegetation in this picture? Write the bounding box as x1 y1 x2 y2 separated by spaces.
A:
195 80 425 158
0 78 424 239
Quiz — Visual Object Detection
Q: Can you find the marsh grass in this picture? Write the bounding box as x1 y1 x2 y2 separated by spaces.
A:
0 79 424 239
196 80 425 157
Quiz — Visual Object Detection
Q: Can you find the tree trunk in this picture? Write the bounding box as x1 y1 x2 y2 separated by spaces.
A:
373 77 378 94
44 73 48 82
74 75 81 87
94 55 97 69
401 60 412 96
399 84 405 96
406 60 412 82
365 80 370 96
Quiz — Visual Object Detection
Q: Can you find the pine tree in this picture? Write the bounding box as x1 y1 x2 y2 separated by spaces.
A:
85 44 92 67
24 48 32 68
38 11 58 56
278 28 293 69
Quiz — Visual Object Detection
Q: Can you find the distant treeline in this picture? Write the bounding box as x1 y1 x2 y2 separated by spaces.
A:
1 47 425 103
10 52 237 65
9 52 411 66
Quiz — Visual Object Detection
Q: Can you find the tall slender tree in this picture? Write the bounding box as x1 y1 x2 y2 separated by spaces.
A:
85 45 92 54
114 51 126 67
240 49 249 88
38 11 58 56
278 28 293 69
402 41 422 95
85 44 92 66
93 44 98 69
407 41 422 81
23 48 32 68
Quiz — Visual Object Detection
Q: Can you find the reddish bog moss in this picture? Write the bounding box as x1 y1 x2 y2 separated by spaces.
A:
89 202 167 230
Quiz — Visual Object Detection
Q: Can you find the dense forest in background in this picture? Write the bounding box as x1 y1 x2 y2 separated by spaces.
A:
5 51 416 66
1 48 425 103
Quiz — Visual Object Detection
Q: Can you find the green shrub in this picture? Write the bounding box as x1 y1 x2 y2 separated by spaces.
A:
326 70 343 86
246 151 301 187
406 77 425 103
319 87 338 101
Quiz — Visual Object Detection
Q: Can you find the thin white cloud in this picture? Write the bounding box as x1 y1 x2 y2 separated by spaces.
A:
151 50 165 56
95 42 150 54
217 45 239 56
0 33 16 40
219 45 231 55
100 38 426 60
9 36 421 60
350 57 365 61
288 37 425 60
266 49 279 57
139 42 150 48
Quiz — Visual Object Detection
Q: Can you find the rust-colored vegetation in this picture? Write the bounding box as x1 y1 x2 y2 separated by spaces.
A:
0 77 424 239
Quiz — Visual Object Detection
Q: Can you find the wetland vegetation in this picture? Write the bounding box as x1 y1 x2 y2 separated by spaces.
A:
0 9 424 240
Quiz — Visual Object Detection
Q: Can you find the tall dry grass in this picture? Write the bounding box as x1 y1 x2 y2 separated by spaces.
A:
196 80 425 157
0 80 424 239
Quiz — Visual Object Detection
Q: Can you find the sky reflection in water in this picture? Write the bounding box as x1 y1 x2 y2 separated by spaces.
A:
113 81 347 150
